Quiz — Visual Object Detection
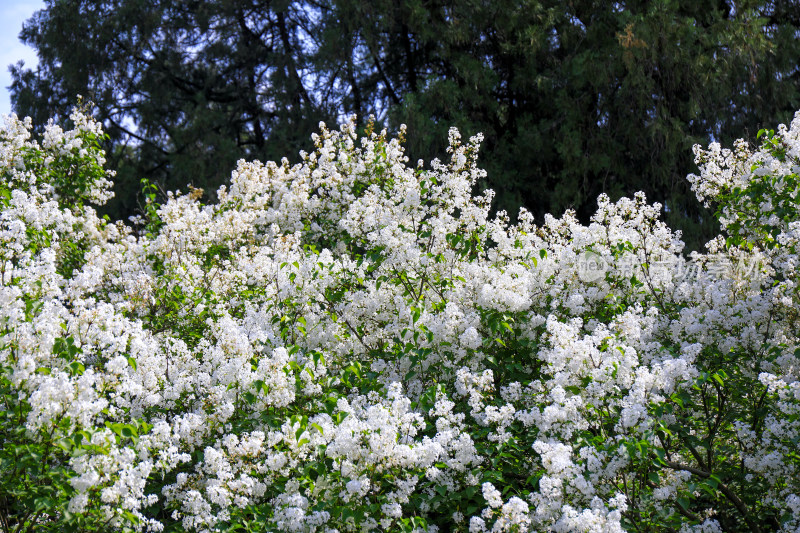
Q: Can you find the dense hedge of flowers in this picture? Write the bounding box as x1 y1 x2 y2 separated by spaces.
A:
1 107 799 533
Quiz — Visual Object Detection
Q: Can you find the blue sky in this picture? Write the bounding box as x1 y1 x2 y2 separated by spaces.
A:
1 0 45 116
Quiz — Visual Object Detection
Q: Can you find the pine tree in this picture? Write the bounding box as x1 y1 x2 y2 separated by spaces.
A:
12 0 800 249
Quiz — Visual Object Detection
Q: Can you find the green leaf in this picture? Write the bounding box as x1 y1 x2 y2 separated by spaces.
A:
68 361 85 376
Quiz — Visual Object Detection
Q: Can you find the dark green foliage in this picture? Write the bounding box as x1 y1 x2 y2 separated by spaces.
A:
347 0 800 250
11 0 800 249
11 0 332 220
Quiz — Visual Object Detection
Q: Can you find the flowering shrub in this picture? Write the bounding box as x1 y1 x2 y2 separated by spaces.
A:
1 107 799 533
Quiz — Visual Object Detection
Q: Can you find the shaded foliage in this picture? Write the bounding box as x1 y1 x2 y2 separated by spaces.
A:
11 0 800 249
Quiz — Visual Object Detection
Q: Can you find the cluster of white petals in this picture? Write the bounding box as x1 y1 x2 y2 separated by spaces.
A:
2 108 800 532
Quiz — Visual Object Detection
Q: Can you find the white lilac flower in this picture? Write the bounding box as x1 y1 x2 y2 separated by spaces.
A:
2 108 800 532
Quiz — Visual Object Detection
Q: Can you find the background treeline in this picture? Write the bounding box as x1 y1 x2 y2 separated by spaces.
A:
9 0 800 250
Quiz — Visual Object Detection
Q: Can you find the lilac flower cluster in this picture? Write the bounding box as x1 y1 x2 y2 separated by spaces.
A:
1 109 799 532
